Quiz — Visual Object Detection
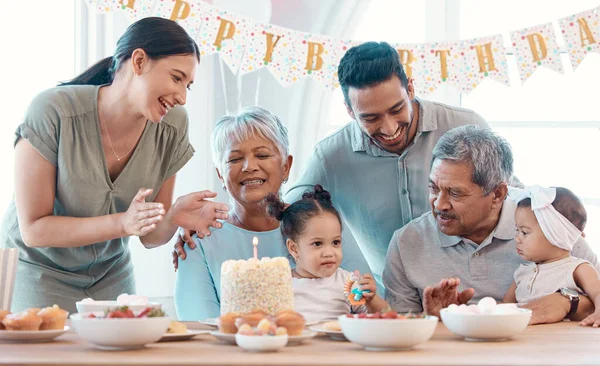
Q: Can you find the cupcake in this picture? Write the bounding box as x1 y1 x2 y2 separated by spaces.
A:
274 310 305 336
217 312 240 334
239 309 268 327
2 311 43 331
37 305 69 330
0 310 11 330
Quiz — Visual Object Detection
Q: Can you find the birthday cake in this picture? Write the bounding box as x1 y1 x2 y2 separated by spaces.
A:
220 257 294 315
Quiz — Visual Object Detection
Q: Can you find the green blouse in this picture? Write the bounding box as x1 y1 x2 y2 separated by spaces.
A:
0 84 194 312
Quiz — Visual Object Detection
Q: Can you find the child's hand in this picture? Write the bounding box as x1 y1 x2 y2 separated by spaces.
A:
579 312 600 327
358 274 377 303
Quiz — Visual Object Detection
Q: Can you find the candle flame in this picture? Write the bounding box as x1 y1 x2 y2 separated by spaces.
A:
252 236 258 246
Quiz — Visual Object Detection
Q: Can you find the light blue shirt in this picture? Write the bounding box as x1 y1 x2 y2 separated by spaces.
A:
285 97 490 288
174 219 375 320
174 222 288 321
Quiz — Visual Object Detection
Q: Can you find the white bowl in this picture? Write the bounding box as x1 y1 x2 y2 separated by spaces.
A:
70 313 171 350
75 301 162 314
338 315 438 351
235 334 288 352
440 307 532 341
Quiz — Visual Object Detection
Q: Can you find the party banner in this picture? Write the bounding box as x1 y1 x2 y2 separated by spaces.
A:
456 35 510 94
86 1 600 95
510 23 564 83
559 6 600 71
153 0 210 38
239 23 298 86
288 33 339 89
196 5 250 74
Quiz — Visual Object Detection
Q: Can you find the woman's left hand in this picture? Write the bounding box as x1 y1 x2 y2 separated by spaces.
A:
169 190 230 236
358 273 378 302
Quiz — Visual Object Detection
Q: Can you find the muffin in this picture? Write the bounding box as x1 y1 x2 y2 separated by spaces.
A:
217 312 240 334
0 310 11 330
239 309 268 327
167 320 187 334
274 310 305 336
37 305 69 330
26 308 41 315
2 311 43 331
322 320 341 331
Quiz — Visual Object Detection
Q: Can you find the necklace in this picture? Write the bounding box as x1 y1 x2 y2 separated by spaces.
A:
100 116 145 161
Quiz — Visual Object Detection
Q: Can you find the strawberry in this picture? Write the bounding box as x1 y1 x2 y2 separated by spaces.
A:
136 308 151 318
381 311 398 319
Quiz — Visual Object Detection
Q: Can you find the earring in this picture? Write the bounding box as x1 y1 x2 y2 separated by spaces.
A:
283 178 288 184
222 185 227 191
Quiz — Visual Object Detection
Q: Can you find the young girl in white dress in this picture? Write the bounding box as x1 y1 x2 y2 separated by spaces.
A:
265 185 389 323
504 185 600 327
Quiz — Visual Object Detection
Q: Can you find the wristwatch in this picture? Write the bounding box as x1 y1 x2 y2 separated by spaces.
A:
556 288 580 319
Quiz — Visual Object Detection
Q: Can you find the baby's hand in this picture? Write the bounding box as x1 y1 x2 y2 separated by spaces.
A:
579 311 600 328
358 274 377 303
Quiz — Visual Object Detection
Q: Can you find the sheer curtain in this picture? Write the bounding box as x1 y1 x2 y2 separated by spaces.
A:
73 0 369 316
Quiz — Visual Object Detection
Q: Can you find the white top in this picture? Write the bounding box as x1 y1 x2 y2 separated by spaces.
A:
292 268 367 323
514 256 590 304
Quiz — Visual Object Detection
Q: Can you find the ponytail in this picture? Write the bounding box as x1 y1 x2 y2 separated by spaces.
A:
264 184 341 242
60 56 114 86
59 17 199 87
265 193 286 221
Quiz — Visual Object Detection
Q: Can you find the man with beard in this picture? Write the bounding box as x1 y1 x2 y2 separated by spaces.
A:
383 125 599 324
285 42 492 287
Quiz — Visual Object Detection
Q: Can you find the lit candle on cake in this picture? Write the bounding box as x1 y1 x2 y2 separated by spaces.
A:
252 236 258 259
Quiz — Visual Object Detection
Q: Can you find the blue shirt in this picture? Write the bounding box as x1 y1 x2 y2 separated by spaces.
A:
174 222 288 321
174 220 375 320
285 97 490 288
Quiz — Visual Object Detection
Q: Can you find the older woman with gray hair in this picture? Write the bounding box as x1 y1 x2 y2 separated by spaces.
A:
174 106 293 320
382 125 599 324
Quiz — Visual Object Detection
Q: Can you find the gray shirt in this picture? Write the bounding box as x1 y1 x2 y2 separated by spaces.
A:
285 97 490 287
0 84 194 312
383 199 600 312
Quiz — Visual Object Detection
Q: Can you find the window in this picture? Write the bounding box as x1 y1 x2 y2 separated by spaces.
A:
322 0 600 251
0 1 76 211
460 0 600 250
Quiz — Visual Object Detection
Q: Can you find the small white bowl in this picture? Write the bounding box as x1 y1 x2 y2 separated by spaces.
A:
75 301 162 314
235 334 288 352
440 307 532 341
338 315 438 351
70 313 171 350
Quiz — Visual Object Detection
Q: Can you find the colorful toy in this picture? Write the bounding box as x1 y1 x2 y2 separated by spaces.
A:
343 272 371 306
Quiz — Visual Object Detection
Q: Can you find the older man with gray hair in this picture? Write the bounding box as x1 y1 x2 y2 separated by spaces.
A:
383 125 599 324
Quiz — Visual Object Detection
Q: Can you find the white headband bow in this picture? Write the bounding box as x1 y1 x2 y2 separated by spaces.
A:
508 185 581 251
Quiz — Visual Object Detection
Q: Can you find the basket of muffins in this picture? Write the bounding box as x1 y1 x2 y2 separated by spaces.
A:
1 305 69 331
0 305 69 342
215 309 307 351
218 309 306 336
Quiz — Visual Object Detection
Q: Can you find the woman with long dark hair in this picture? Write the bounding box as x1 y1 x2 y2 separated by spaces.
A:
0 17 228 312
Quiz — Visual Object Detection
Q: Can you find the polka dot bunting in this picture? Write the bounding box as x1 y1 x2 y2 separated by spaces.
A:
558 5 600 71
509 22 563 84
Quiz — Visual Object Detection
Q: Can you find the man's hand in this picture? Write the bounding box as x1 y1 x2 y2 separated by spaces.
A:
172 229 196 271
520 292 569 325
422 277 474 317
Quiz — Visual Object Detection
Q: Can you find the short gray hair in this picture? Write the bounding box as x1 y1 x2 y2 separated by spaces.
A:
211 106 289 172
431 125 513 194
